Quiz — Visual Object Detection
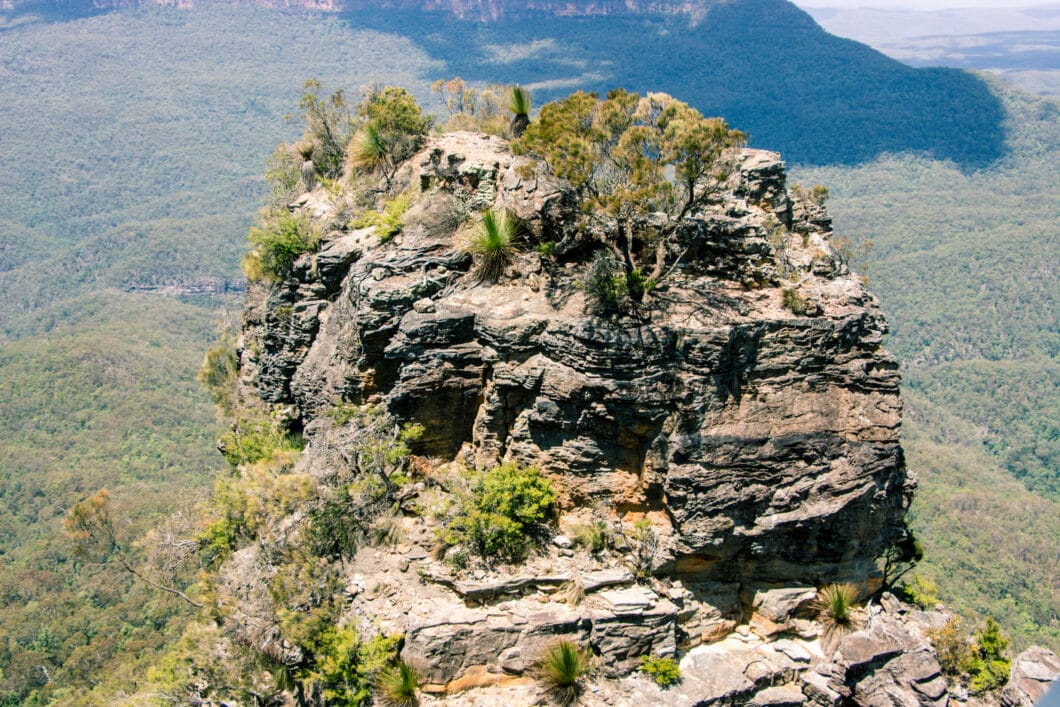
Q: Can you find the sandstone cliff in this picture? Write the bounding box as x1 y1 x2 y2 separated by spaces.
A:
201 130 989 703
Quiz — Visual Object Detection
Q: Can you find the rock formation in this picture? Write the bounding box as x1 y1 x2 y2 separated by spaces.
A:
215 131 1055 704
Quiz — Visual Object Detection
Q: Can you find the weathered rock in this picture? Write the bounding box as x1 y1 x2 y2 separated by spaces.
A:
590 594 679 676
1001 646 1060 707
239 132 909 588
748 585 819 638
829 612 948 707
749 683 806 706
403 605 588 684
229 131 920 701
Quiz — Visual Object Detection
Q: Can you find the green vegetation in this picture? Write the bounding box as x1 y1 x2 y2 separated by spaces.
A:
347 86 432 188
297 78 355 180
305 408 422 560
516 89 742 314
466 208 519 283
243 210 320 282
796 81 1059 651
217 410 305 468
535 640 591 705
639 655 681 687
929 616 1012 694
508 85 532 137
353 192 412 242
969 617 1012 692
0 294 219 705
431 77 510 135
816 584 857 627
781 287 810 316
375 660 420 706
0 3 1052 699
442 464 557 563
572 518 612 554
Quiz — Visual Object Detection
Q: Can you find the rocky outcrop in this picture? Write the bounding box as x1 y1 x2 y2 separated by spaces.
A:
218 130 944 703
239 131 910 589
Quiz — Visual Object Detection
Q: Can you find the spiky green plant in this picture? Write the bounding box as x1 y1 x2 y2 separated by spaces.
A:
816 583 858 626
509 85 531 137
376 660 420 706
536 640 590 705
347 123 387 176
466 209 519 283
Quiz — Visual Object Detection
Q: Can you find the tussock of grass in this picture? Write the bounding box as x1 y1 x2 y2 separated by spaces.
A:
466 209 519 283
375 660 420 706
536 640 590 705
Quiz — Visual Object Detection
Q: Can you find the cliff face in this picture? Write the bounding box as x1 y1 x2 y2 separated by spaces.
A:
214 130 1060 705
240 132 910 588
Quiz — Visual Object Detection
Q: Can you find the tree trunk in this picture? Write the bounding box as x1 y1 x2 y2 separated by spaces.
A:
511 113 530 138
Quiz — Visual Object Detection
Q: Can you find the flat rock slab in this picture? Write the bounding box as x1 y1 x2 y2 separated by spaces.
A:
598 585 658 611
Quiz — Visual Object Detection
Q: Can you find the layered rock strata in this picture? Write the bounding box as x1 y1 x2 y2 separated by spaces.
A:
238 131 911 587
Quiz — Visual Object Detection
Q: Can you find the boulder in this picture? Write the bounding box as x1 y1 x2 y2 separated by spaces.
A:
1001 646 1060 707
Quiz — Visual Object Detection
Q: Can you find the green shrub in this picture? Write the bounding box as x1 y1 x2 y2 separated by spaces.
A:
782 286 810 315
929 616 976 675
347 86 432 188
217 411 304 467
466 209 519 283
196 339 238 417
375 660 420 706
585 250 654 315
586 250 627 315
443 463 556 563
969 617 1011 693
353 192 411 242
536 640 590 705
219 414 302 468
639 655 681 687
895 575 939 609
245 210 319 281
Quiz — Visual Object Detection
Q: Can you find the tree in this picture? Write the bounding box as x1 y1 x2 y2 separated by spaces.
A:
881 522 924 587
514 90 744 313
431 77 511 135
296 79 354 179
63 489 203 608
508 85 531 137
346 86 432 190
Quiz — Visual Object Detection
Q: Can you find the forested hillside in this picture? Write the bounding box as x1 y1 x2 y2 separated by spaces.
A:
0 4 1055 702
795 83 1059 650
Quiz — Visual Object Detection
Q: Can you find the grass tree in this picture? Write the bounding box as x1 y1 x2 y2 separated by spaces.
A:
466 208 519 283
346 86 432 190
509 85 532 137
536 640 591 705
295 139 317 192
376 660 420 706
815 583 859 643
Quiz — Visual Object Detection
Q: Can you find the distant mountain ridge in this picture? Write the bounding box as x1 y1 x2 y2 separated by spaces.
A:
3 0 719 18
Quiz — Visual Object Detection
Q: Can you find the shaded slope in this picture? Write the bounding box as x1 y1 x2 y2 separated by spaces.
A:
794 83 1059 649
342 0 1007 167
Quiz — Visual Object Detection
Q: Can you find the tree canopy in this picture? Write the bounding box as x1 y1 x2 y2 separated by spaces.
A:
514 89 744 226
514 89 745 313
